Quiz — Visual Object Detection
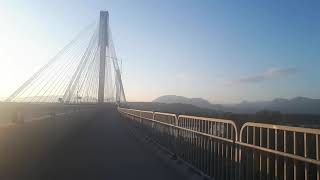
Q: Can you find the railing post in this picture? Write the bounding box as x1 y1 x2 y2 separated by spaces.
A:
13 108 24 124
50 112 56 121
50 112 58 142
172 116 178 160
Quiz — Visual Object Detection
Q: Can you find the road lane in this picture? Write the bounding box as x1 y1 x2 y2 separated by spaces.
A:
30 107 189 180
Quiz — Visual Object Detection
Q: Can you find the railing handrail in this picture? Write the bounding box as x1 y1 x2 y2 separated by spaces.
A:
154 111 177 117
239 121 320 168
179 114 238 141
139 110 153 113
240 121 320 136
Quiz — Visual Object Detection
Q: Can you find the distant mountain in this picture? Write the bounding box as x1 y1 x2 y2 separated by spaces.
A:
153 95 320 114
230 97 320 114
153 95 223 110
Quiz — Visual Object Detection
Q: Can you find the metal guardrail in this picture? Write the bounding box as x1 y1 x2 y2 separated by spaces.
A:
118 107 238 179
154 112 177 125
238 122 320 180
118 107 320 180
177 115 238 179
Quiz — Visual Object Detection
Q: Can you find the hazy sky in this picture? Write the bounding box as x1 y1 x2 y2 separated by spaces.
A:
0 0 319 103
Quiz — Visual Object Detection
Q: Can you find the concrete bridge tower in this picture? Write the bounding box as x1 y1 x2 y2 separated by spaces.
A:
98 11 109 103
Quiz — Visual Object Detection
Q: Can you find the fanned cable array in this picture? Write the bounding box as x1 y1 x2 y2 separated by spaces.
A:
6 19 126 104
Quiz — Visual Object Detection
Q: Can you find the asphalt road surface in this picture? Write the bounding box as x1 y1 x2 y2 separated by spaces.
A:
24 107 192 180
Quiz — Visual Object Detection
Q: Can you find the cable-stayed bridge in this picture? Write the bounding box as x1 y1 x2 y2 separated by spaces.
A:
0 11 319 180
6 11 125 104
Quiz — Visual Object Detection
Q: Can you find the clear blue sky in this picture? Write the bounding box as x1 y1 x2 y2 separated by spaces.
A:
0 0 319 103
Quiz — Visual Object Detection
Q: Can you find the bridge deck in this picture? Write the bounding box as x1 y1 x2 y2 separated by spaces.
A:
25 108 189 180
